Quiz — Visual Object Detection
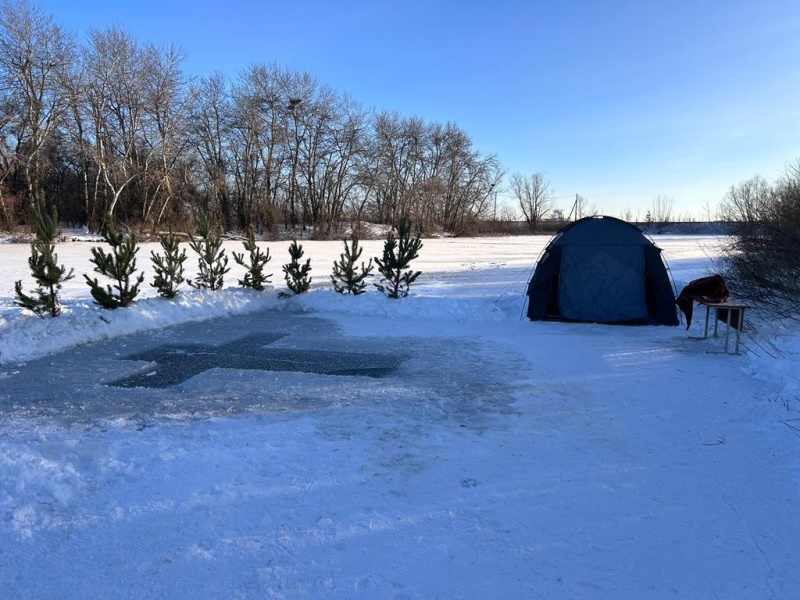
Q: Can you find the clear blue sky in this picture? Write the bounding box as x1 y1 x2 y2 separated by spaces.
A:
46 0 800 218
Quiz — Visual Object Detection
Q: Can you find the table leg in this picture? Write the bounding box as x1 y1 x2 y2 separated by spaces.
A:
724 307 733 353
734 308 744 354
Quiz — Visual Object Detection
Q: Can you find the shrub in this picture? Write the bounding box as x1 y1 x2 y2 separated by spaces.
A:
720 163 800 318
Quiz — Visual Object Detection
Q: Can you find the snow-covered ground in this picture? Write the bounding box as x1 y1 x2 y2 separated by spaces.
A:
1 235 798 599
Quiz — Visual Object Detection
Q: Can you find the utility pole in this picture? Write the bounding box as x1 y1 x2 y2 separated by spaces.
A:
567 193 578 221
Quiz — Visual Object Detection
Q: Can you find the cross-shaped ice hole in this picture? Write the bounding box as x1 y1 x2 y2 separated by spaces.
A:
108 333 403 388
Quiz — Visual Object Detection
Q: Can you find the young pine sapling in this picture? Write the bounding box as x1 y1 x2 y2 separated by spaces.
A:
282 239 312 294
331 236 373 295
14 202 74 317
188 214 230 291
232 225 272 291
150 228 187 298
84 223 145 309
374 215 423 298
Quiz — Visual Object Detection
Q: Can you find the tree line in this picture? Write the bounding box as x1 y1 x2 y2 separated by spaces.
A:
0 0 503 236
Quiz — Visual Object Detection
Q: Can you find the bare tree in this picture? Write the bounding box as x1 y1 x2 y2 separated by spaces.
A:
139 42 191 230
0 0 73 208
322 94 367 228
297 88 367 234
282 71 317 230
619 206 641 222
718 176 771 222
359 117 502 235
229 63 291 231
61 44 95 227
188 72 233 230
404 121 501 234
651 194 674 224
0 85 19 227
362 112 425 225
701 198 717 223
81 26 151 228
437 145 503 235
511 172 554 230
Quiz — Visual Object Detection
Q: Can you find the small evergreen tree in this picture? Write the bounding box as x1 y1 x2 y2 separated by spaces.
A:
232 225 272 290
331 236 373 295
84 223 145 309
150 228 187 298
14 202 74 317
374 215 423 299
282 239 312 294
188 214 230 291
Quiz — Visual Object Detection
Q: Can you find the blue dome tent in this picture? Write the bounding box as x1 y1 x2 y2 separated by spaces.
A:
526 216 679 325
